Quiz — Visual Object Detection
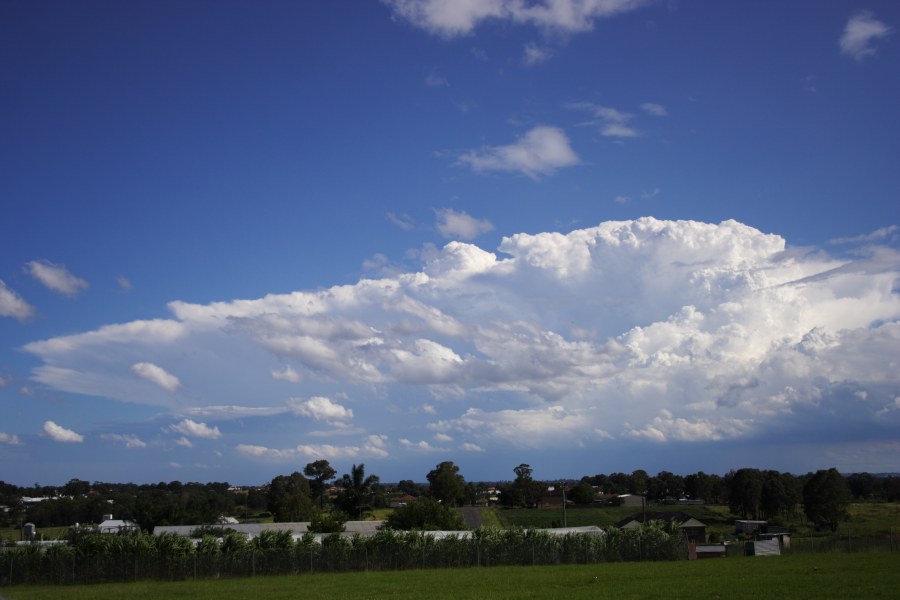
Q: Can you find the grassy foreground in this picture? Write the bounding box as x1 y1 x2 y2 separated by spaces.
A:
3 551 898 600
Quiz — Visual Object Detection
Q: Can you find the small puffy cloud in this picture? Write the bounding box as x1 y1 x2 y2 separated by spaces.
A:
434 432 454 442
175 436 193 448
459 126 580 179
0 432 22 446
614 195 630 205
399 438 441 451
460 442 484 452
523 42 552 65
25 260 89 297
271 365 302 383
289 396 354 423
641 102 667 116
131 362 181 393
116 276 133 292
0 281 35 321
435 208 494 240
384 0 651 38
236 444 294 460
840 12 893 61
43 420 84 443
169 418 221 439
100 433 146 448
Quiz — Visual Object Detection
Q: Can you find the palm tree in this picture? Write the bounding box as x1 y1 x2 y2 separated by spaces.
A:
337 464 379 519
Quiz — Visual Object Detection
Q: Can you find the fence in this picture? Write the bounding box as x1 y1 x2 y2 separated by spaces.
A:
1 525 684 586
789 530 898 554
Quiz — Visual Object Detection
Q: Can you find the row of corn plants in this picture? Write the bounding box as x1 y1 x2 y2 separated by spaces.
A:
1 521 684 586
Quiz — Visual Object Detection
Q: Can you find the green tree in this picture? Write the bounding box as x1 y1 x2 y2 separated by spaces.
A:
304 459 337 508
426 461 466 506
383 497 466 530
512 464 543 507
337 464 380 519
727 468 764 519
569 482 596 505
267 472 315 522
803 468 851 532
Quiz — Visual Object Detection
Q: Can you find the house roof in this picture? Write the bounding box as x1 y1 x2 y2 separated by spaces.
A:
615 511 706 529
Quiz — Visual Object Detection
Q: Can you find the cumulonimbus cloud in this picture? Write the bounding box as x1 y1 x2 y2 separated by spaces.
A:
459 126 580 178
21 218 900 460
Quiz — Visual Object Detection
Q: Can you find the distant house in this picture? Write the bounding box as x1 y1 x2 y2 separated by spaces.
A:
615 511 707 543
98 516 138 534
735 520 768 536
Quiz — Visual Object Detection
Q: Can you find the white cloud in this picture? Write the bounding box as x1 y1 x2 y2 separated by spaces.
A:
568 102 640 138
131 362 181 393
43 420 84 443
641 102 667 116
435 208 494 240
523 42 552 65
641 187 661 199
0 281 35 321
271 365 302 383
289 396 354 424
116 276 133 292
0 432 22 446
384 0 651 38
460 442 484 452
24 260 89 297
459 126 580 179
175 436 194 448
21 218 900 462
614 195 630 204
100 433 146 448
399 438 442 451
840 12 893 61
169 418 221 439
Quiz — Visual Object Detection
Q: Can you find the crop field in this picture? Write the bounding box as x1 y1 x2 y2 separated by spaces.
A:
2 551 898 600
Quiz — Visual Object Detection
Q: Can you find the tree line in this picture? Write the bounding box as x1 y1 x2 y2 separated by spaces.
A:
3 463 898 534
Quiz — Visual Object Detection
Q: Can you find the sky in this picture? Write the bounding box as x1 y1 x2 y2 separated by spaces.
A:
1 0 899 487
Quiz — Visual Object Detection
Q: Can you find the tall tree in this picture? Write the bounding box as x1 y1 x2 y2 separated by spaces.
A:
426 461 466 506
267 472 315 522
337 464 380 519
727 468 764 519
803 468 851 532
304 459 337 508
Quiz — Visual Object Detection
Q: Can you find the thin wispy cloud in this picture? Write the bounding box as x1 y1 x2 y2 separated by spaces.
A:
567 102 640 138
641 102 667 116
523 42 552 66
424 69 449 87
25 260 89 297
100 433 147 448
458 125 580 179
840 11 893 61
271 365 302 383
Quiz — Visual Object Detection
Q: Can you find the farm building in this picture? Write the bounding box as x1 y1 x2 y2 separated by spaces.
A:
615 512 707 543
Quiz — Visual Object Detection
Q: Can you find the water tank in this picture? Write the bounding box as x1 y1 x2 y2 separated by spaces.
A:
102 513 114 522
23 523 36 540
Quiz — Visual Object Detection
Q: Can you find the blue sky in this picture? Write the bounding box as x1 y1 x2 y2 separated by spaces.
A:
1 0 898 486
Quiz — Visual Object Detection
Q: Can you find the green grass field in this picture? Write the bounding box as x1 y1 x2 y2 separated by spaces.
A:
3 551 898 599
